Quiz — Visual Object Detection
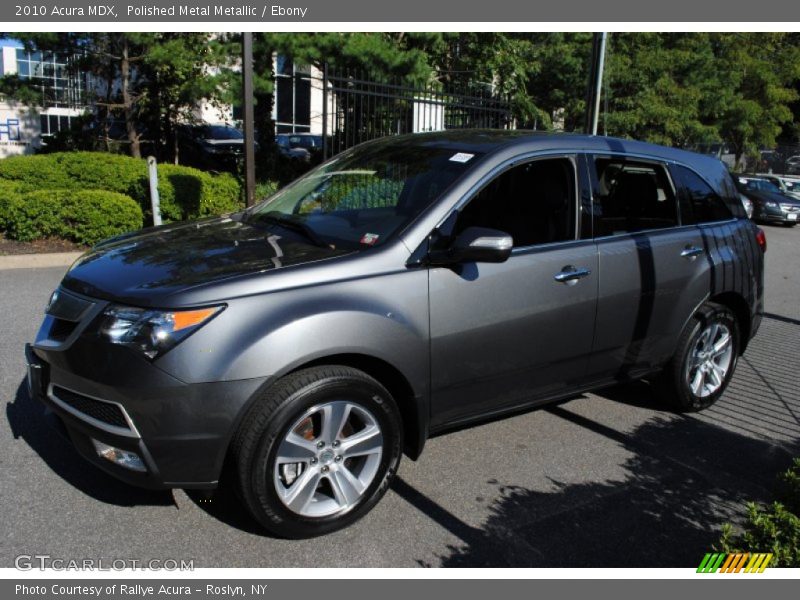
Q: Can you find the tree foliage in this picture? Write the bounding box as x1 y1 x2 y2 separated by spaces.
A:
1 32 799 173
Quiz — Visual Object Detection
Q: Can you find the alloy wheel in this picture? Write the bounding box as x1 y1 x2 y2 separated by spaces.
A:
272 400 384 517
685 321 734 398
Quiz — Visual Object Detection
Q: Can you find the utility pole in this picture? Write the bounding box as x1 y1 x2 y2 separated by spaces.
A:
585 32 607 136
242 32 256 208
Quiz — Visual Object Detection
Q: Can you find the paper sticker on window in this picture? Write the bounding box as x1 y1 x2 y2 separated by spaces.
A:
360 233 380 246
449 152 474 163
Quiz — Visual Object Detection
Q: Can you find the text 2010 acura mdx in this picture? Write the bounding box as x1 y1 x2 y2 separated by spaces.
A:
26 131 765 538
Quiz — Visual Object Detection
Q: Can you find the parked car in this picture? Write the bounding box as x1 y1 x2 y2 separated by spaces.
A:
276 134 312 162
787 155 800 175
736 176 800 226
276 133 325 163
26 132 764 538
757 174 800 201
177 123 251 172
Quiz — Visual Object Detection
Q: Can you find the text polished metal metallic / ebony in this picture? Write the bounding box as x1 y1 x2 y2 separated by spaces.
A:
27 131 764 538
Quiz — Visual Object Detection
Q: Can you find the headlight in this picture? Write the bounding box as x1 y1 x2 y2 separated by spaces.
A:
98 304 223 359
764 200 779 208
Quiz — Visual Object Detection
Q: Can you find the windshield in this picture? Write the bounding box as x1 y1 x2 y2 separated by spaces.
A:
247 143 482 250
289 135 322 149
744 179 781 194
198 125 243 140
785 180 800 192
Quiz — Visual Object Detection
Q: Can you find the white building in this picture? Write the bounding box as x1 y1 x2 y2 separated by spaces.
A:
0 43 89 158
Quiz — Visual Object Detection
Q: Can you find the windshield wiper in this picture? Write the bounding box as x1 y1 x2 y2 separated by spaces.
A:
253 212 328 248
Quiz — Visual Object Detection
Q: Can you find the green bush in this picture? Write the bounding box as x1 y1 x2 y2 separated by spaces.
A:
0 180 24 232
2 189 143 246
159 163 241 220
719 458 800 567
255 180 280 201
0 152 242 222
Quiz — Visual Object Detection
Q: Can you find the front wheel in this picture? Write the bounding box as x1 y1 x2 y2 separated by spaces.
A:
657 303 739 412
231 366 402 538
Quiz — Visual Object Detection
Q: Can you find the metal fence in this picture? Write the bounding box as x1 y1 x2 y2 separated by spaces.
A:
319 66 514 160
756 144 800 176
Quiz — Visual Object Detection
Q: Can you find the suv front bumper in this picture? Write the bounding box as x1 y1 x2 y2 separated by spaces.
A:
26 343 268 489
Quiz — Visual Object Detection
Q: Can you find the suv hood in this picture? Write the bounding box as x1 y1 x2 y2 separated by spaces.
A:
62 216 348 306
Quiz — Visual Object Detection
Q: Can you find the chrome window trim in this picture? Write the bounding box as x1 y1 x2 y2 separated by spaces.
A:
47 383 141 439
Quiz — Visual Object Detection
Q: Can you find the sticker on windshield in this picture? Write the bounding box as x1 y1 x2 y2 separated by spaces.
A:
449 152 475 163
360 233 380 246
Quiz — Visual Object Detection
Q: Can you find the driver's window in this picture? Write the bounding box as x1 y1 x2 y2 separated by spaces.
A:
455 157 577 247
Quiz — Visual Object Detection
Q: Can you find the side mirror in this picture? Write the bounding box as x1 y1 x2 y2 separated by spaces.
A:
431 226 513 265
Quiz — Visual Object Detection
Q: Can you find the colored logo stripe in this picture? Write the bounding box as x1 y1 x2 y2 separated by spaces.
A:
697 552 773 573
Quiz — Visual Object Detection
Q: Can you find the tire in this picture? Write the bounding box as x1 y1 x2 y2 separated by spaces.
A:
231 365 402 538
656 302 739 412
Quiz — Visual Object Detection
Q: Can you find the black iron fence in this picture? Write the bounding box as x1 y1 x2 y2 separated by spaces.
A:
318 66 514 160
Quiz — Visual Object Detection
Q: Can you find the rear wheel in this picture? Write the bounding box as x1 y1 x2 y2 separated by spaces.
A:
657 303 739 412
231 366 402 538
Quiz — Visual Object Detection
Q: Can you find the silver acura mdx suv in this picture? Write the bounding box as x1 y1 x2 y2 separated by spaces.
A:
27 131 765 537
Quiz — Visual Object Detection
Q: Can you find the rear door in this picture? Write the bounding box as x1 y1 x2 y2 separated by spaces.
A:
428 155 598 427
585 155 710 379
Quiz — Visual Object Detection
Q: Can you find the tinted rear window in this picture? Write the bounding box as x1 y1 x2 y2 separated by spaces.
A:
673 165 733 224
591 158 678 236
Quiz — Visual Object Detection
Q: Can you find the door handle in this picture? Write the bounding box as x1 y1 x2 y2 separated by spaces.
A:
554 266 592 285
680 245 704 260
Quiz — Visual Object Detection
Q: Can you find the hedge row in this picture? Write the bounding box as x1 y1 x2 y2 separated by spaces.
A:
0 152 243 222
0 189 144 246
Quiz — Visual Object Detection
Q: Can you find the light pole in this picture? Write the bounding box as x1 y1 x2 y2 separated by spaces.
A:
585 32 607 136
242 32 256 208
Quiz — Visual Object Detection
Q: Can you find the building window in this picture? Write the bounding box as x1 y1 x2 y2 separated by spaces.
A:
40 113 75 137
15 48 86 108
274 57 312 134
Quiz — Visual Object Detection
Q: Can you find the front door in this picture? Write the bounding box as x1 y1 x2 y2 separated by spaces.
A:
428 156 599 427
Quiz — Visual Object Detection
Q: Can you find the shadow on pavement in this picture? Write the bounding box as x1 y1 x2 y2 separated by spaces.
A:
398 390 798 567
183 479 266 536
5 379 173 507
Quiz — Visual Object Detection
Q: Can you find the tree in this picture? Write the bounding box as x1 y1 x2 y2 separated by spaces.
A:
138 33 228 163
601 33 720 147
711 33 800 169
0 33 229 160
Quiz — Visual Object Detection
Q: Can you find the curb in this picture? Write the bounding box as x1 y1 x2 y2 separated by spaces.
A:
0 252 82 271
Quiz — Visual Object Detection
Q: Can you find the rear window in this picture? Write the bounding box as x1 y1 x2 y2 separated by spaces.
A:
673 165 733 224
590 158 678 236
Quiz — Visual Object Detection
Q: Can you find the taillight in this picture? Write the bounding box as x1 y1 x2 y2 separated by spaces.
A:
755 228 767 253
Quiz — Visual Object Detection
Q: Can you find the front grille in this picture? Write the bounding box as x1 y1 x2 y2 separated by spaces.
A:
51 386 130 430
780 204 800 213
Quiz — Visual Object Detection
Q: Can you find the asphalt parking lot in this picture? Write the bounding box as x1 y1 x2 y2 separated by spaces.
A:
1 225 798 568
